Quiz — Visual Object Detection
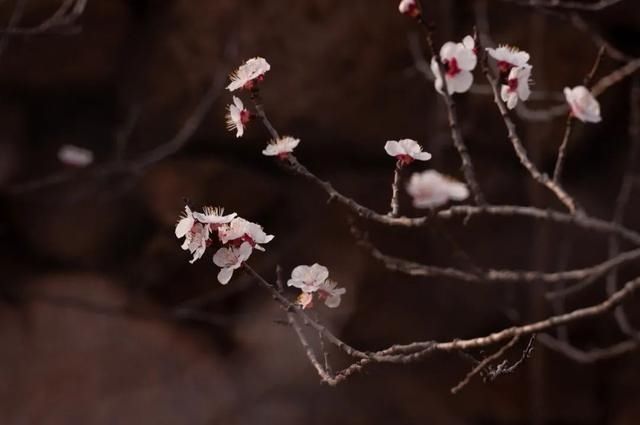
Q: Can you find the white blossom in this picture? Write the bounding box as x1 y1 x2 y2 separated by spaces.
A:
176 206 210 263
486 45 530 73
181 222 210 264
262 136 300 159
212 242 253 284
227 57 271 92
500 65 532 110
287 263 329 293
226 96 251 138
384 139 432 165
398 0 419 17
406 170 469 209
175 205 196 239
431 36 477 95
57 145 93 167
192 206 237 226
564 86 601 123
218 217 274 251
318 279 346 308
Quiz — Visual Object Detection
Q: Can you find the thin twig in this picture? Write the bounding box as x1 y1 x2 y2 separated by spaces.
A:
479 47 581 214
451 335 520 394
389 162 402 217
414 1 486 205
356 230 640 284
553 46 606 182
538 334 638 362
500 0 626 11
605 77 640 338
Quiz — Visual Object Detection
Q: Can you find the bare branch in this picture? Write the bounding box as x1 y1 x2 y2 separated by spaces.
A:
605 77 640 338
388 163 402 217
451 335 520 394
553 46 606 182
479 48 581 213
538 334 638 362
413 2 486 205
500 0 626 11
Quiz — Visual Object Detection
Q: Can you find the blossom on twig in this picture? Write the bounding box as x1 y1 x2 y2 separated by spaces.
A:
564 86 601 123
218 217 274 251
227 57 271 92
431 36 477 95
288 264 346 309
501 65 532 110
262 136 300 159
175 206 272 271
318 279 346 308
486 45 530 74
406 170 469 209
398 0 420 18
213 242 253 284
226 96 251 137
288 263 329 293
181 222 211 264
384 139 432 166
175 206 211 263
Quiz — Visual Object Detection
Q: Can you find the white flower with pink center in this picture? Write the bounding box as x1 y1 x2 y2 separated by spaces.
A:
398 0 419 17
262 136 300 159
500 65 532 110
287 263 329 293
317 279 346 308
176 206 208 263
226 96 251 138
406 170 469 209
384 139 432 166
564 86 601 123
430 35 477 95
218 217 274 251
486 45 530 74
227 57 271 92
212 242 253 284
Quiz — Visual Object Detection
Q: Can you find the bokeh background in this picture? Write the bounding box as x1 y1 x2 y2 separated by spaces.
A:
1 0 640 424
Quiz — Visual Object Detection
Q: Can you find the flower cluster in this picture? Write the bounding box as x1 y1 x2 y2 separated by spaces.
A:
487 45 532 110
224 58 302 159
287 263 346 309
564 86 601 123
175 205 273 284
224 57 271 139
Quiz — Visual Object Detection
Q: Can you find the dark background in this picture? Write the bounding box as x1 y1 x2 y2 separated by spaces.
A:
0 0 639 424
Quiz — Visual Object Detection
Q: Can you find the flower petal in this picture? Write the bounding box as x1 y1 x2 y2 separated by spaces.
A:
449 71 473 94
217 267 234 285
384 141 404 157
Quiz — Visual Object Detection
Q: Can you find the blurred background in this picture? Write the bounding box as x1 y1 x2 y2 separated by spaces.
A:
1 0 640 424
